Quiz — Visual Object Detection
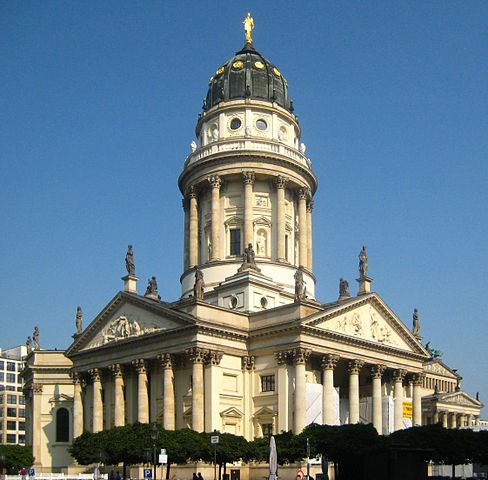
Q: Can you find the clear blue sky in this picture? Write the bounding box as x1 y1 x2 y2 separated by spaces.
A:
1 2 487 410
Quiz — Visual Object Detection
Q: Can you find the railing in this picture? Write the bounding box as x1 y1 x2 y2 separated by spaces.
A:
2 475 107 480
184 139 312 170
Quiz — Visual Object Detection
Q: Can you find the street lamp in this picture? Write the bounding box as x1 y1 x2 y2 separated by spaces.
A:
150 423 159 480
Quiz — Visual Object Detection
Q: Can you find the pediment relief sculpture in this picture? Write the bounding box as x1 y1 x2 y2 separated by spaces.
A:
424 361 456 377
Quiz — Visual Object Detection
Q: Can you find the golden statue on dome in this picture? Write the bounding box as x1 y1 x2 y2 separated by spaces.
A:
243 12 254 45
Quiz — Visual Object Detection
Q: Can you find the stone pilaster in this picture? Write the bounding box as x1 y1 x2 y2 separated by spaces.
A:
297 188 308 268
205 350 223 432
243 172 255 247
275 176 288 261
371 365 386 433
393 369 407 431
31 384 43 467
89 368 103 433
71 371 84 438
292 348 311 433
187 347 207 432
348 360 364 424
306 199 313 270
188 186 199 268
109 364 125 427
411 373 425 427
208 175 222 261
275 351 290 433
158 353 175 430
132 359 149 424
182 198 190 269
321 354 340 425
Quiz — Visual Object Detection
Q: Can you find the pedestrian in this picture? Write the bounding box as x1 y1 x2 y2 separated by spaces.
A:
115 472 122 480
197 473 204 480
192 473 198 480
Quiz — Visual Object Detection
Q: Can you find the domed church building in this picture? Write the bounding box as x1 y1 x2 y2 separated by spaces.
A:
22 15 483 474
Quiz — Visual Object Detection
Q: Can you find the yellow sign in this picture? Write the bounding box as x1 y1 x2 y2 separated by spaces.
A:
403 401 412 418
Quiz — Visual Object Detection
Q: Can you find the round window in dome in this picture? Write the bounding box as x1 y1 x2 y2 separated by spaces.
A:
254 61 265 70
256 119 268 131
232 61 244 70
230 118 242 130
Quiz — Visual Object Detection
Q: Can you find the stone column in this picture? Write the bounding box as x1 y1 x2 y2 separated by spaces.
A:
467 414 473 428
109 364 125 427
31 384 43 466
441 411 448 428
297 188 308 268
158 354 175 430
89 368 103 433
475 415 480 426
133 359 149 424
275 176 288 261
393 369 407 431
371 365 386 434
450 412 457 429
433 411 439 424
348 360 364 424
275 351 290 433
242 356 255 439
292 348 311 433
243 172 255 247
183 198 189 269
208 175 222 261
71 372 84 438
306 199 313 270
411 373 424 427
187 347 206 432
205 350 223 432
188 186 199 267
321 354 340 425
459 414 466 428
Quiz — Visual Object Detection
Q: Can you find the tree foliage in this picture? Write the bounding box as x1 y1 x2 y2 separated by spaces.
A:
0 445 35 474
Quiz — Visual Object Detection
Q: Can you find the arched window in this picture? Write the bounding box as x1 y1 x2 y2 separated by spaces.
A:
56 407 69 442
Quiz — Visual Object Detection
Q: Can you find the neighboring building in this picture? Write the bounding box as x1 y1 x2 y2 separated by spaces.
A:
22 16 483 474
0 345 27 445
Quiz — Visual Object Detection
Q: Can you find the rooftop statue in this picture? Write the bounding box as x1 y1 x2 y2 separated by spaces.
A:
242 12 254 45
26 336 32 354
125 244 135 276
294 267 306 301
339 278 350 298
145 276 159 298
75 306 83 335
412 308 420 336
359 245 368 277
33 326 40 350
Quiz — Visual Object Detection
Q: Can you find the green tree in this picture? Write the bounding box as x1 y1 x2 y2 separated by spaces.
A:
0 445 35 474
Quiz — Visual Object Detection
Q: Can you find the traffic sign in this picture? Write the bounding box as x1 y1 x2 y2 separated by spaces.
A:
210 435 219 444
159 454 168 464
143 468 152 478
160 449 166 455
296 469 304 480
29 469 35 477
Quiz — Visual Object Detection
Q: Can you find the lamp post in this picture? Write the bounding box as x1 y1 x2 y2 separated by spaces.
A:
150 423 159 480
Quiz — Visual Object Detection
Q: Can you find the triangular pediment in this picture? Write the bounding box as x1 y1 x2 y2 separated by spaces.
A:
423 359 459 379
48 393 73 404
67 292 195 355
254 406 277 418
220 407 243 418
305 294 428 356
434 391 483 408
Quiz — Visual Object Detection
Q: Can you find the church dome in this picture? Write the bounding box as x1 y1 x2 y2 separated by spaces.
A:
203 43 293 113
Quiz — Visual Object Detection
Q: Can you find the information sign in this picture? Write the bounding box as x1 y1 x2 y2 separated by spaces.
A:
403 401 413 419
159 454 168 464
210 435 219 444
143 468 152 478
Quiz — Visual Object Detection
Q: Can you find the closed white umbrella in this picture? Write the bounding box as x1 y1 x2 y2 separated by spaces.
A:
269 436 278 480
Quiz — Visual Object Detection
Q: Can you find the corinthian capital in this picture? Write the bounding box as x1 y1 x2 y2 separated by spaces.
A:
370 364 386 379
242 171 255 185
242 355 255 371
411 372 425 386
274 175 289 189
109 364 124 378
132 359 147 374
186 185 198 199
206 350 223 366
32 383 43 394
393 369 407 382
306 199 314 213
88 368 101 382
348 359 364 375
158 353 173 369
291 347 311 365
321 354 340 370
186 347 208 364
274 351 289 366
208 175 222 189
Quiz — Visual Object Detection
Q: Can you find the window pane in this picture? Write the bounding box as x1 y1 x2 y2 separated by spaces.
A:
6 373 16 383
230 229 241 256
261 375 275 392
56 408 70 442
7 362 15 372
7 407 17 417
7 420 16 430
7 434 16 443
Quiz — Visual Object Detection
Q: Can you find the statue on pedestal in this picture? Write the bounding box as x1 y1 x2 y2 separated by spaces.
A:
26 336 32 354
125 245 135 276
412 308 420 336
145 276 160 300
359 245 368 277
75 306 83 335
238 244 261 273
33 326 40 350
193 269 205 300
294 267 306 301
339 278 350 298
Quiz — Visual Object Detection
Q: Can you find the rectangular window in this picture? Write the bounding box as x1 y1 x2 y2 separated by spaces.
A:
7 395 16 404
7 433 16 444
19 435 25 444
261 374 275 392
230 229 241 256
7 407 17 417
261 423 273 437
285 234 289 261
19 396 25 405
7 420 16 430
0 372 4 382
19 409 26 418
7 362 15 372
0 360 4 369
6 373 15 383
18 421 26 431
6 385 15 391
